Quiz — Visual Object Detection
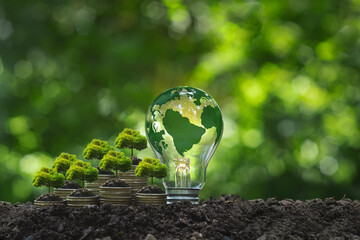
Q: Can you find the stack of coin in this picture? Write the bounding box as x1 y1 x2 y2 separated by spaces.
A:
99 186 131 206
118 165 148 200
34 200 65 208
85 174 116 195
66 196 98 207
135 193 167 205
53 188 77 199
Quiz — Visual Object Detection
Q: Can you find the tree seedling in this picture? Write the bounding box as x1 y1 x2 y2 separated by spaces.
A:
66 160 98 188
52 152 77 177
33 167 65 193
135 158 167 185
84 139 114 162
100 150 132 177
115 128 147 157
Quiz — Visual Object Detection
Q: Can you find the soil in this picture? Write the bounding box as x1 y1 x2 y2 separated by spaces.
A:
138 185 165 194
1 195 360 239
102 179 129 188
36 193 62 202
68 188 96 197
131 156 142 165
96 167 114 175
60 181 82 189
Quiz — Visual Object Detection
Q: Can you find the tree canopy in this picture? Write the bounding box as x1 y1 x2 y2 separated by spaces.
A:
66 160 98 188
99 151 132 176
32 167 65 193
84 139 114 161
52 152 76 174
135 158 167 185
115 128 147 157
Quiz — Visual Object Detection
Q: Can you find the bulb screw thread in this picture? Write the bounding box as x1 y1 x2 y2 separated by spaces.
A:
165 187 200 204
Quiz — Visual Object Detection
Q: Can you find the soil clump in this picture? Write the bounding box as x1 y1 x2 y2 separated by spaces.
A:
69 188 95 197
60 181 81 189
102 179 129 188
131 156 142 165
1 195 360 239
36 193 62 202
138 185 165 194
96 167 114 175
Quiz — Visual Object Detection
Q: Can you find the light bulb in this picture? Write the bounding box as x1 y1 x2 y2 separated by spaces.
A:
145 86 223 204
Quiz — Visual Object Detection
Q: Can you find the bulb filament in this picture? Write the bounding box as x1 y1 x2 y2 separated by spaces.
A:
173 158 191 188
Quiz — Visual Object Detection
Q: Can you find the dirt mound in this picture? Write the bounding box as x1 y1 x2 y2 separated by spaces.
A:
36 193 62 202
102 179 129 187
131 156 142 165
1 195 360 239
68 188 95 197
60 181 81 189
138 185 165 194
96 167 114 175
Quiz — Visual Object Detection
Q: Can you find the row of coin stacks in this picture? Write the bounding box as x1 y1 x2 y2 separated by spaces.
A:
34 129 167 207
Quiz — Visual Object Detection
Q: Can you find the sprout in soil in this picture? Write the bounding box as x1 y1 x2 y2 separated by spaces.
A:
84 139 114 162
66 160 98 188
99 151 132 177
115 128 147 157
135 157 167 185
32 167 65 193
52 152 77 177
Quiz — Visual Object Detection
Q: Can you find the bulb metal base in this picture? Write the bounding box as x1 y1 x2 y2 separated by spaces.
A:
165 187 200 204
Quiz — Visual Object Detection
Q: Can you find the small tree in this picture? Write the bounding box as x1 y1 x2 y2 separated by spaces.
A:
84 139 114 161
115 128 147 157
52 153 77 176
100 151 132 177
32 167 65 193
135 157 167 185
66 160 98 188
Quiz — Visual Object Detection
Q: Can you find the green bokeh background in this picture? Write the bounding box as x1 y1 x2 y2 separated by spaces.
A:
0 0 360 203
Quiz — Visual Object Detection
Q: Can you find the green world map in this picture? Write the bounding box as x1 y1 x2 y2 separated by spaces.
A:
146 87 223 156
163 110 205 155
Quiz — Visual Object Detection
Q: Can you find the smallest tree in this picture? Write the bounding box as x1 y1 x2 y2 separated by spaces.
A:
66 160 98 188
33 167 65 193
100 151 132 177
52 153 77 176
84 139 114 161
115 128 147 157
135 158 167 185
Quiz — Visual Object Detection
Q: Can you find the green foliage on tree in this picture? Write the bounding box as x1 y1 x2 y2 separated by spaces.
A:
32 167 65 193
99 151 132 177
135 157 167 185
66 160 98 188
84 139 114 161
52 152 77 175
115 128 147 157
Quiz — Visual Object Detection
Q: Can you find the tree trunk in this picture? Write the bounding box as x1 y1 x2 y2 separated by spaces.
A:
131 147 134 157
82 177 85 188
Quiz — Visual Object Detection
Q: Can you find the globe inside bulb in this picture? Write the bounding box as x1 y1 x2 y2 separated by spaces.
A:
145 86 223 203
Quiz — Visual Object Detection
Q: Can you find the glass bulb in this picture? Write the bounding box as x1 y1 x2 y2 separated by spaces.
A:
145 86 223 204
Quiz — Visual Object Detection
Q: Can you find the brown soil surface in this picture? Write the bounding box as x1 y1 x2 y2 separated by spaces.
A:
131 156 142 165
36 193 62 202
102 179 129 188
138 185 165 194
96 167 114 175
68 188 95 197
1 195 360 239
61 181 82 189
